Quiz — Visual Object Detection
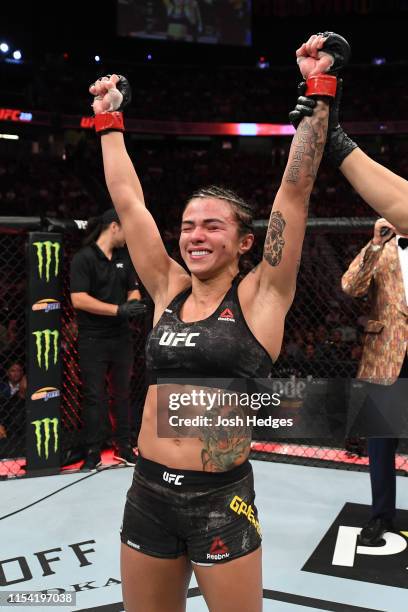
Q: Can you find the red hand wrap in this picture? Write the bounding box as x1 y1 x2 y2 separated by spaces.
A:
305 74 337 98
94 111 124 133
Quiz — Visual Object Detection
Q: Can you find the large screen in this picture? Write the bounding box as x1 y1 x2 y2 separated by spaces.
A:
117 1 252 46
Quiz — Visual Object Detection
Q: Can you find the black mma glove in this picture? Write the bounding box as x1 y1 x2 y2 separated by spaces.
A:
289 82 316 128
315 32 351 75
324 78 358 167
117 299 147 320
291 32 357 167
289 79 358 168
91 74 132 134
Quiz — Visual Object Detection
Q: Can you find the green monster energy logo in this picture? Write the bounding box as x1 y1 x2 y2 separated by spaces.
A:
32 329 59 370
33 241 60 282
31 417 59 459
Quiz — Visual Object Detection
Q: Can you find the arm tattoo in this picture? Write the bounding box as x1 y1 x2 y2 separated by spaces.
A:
284 102 328 186
263 211 286 267
285 121 311 184
262 102 327 270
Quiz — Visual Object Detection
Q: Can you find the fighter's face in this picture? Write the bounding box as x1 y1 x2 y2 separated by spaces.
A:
179 198 252 279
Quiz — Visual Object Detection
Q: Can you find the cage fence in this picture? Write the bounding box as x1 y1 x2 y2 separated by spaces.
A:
0 217 407 478
250 218 408 473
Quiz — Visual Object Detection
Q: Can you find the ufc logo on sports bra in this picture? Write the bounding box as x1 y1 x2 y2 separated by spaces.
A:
158 331 200 347
163 471 184 486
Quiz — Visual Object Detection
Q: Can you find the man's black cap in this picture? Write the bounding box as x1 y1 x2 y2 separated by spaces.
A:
101 208 120 224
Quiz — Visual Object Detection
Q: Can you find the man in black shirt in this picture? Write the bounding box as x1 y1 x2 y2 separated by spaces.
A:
70 209 145 470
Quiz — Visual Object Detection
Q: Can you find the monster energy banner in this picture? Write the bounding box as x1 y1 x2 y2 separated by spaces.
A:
26 233 62 473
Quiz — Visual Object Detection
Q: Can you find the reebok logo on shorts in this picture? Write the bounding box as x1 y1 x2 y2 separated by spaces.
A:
207 537 230 560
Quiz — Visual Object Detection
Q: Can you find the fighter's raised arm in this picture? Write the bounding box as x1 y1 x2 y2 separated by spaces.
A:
89 75 190 304
241 33 350 360
290 65 408 233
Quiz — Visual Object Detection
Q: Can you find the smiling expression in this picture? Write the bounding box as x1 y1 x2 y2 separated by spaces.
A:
179 198 254 278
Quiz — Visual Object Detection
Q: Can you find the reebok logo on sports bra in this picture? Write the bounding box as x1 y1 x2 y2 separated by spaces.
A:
218 308 235 322
159 331 200 347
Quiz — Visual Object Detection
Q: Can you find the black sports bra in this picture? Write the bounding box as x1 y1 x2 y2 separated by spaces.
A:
145 278 273 384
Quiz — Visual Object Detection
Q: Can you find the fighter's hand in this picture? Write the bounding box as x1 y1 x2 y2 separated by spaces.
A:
296 34 334 79
89 74 128 115
373 218 396 246
0 424 7 439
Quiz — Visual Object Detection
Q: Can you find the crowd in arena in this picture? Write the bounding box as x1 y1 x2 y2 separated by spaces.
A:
1 53 407 459
2 59 408 123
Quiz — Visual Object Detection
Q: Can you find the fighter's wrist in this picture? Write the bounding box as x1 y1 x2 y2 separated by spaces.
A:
94 111 125 134
305 75 337 98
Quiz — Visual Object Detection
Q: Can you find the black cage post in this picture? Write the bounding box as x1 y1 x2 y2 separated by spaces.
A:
26 232 63 475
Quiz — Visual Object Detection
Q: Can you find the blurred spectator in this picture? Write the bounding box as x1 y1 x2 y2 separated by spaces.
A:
328 329 349 362
299 344 321 378
315 325 331 359
336 314 358 342
0 362 26 458
0 362 27 400
286 329 304 359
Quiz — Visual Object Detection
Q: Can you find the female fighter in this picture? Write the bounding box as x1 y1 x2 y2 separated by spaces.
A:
89 33 344 612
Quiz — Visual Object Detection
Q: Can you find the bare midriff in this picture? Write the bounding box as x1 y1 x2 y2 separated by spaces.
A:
138 385 251 472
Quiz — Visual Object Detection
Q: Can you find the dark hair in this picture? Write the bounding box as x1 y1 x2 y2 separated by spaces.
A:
82 209 121 246
185 185 254 237
82 217 117 246
6 361 23 371
82 217 106 246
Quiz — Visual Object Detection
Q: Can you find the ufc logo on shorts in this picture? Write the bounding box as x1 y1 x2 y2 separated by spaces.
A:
163 471 184 486
159 332 200 347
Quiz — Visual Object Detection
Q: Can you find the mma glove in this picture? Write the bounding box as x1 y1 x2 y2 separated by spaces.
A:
117 299 147 320
290 32 357 167
91 75 132 135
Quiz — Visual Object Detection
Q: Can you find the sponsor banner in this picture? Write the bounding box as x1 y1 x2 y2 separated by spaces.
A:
303 502 408 589
31 387 61 402
31 416 59 461
26 233 63 472
32 298 61 313
155 377 408 439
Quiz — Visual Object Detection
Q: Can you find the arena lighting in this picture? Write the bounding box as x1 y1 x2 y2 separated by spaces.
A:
236 123 295 136
372 57 386 65
0 42 9 53
77 116 297 136
95 55 100 62
147 53 152 60
238 124 258 136
13 50 22 60
0 134 19 140
257 56 270 69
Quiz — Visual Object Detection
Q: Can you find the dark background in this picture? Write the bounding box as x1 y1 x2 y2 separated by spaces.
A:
1 1 407 67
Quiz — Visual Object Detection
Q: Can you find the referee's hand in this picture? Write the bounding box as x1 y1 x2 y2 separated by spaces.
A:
117 300 147 319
